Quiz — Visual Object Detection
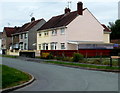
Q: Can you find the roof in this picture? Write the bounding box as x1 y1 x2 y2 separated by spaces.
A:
102 24 111 32
4 27 17 37
38 9 86 31
16 19 43 33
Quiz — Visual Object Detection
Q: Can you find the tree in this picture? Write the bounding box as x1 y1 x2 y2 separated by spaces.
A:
108 19 120 39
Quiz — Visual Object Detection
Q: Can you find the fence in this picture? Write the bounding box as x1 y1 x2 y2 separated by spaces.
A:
41 49 120 67
41 49 120 57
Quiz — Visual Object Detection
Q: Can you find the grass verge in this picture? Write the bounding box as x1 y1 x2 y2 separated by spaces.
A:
1 65 31 89
44 61 120 71
0 55 18 58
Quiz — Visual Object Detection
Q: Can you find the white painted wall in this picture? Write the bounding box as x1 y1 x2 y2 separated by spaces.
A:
66 9 104 42
103 33 110 43
50 28 67 50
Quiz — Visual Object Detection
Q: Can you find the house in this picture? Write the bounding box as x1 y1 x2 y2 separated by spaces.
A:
37 2 112 50
2 27 17 54
0 32 2 54
12 17 46 51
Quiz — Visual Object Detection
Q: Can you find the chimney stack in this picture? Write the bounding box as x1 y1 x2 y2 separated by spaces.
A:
77 2 83 15
64 7 71 14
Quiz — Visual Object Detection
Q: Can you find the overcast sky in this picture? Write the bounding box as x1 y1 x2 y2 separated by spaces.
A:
0 0 119 32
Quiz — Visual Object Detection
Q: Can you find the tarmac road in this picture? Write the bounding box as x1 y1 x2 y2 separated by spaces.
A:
1 57 119 91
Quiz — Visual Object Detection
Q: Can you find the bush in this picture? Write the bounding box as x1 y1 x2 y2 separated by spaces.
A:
55 56 64 60
46 53 54 59
41 53 49 59
72 53 84 62
62 57 73 62
91 59 101 64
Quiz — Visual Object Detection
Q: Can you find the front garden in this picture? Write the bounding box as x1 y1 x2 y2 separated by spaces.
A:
39 52 120 71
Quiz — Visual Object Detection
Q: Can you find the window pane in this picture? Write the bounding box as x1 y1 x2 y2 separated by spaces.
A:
39 44 41 50
61 28 65 34
46 44 48 50
39 33 41 37
51 43 54 50
43 44 45 50
61 43 65 49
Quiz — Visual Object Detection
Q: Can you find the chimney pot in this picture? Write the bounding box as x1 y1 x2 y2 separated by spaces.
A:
31 17 35 22
64 7 71 14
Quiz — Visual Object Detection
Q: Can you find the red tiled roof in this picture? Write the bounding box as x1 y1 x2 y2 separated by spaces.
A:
16 19 42 33
38 9 86 31
102 24 111 32
4 27 17 37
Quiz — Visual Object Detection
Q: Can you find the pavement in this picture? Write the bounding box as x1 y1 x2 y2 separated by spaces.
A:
1 57 119 92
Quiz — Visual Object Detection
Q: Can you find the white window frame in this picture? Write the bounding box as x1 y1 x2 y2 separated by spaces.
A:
42 43 48 50
24 43 27 50
61 28 65 35
39 44 41 50
20 34 23 39
39 32 42 37
61 43 65 49
44 31 49 36
20 44 23 50
52 30 57 36
24 33 28 39
50 42 57 50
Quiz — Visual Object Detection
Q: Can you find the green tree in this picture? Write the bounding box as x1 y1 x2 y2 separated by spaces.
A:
108 19 120 39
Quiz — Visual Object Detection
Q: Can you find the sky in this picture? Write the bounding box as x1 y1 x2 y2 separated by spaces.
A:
0 0 119 32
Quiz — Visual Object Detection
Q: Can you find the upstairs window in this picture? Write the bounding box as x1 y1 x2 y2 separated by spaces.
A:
20 34 23 39
61 28 65 35
24 33 28 39
52 30 57 36
39 32 42 37
44 31 49 36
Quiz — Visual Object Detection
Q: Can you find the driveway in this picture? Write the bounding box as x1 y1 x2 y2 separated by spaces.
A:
1 57 119 91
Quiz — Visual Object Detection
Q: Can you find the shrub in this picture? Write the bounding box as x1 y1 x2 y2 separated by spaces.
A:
62 57 73 61
41 53 49 59
72 53 84 62
55 56 63 60
91 59 101 64
46 53 54 59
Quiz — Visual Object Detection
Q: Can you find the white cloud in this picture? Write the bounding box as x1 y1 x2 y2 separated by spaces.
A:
0 0 119 2
0 1 118 31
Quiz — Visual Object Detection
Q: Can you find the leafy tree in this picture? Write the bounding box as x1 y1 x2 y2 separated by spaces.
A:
108 19 120 39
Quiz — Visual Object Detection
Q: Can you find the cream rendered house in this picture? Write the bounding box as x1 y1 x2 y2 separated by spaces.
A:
37 2 112 50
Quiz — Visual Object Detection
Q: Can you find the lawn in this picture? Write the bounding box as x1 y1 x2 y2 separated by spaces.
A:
0 55 18 58
1 65 31 89
44 61 120 71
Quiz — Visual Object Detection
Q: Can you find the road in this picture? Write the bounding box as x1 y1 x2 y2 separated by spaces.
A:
1 57 119 91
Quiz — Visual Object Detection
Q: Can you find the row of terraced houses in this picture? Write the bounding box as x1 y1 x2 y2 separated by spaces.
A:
1 2 113 56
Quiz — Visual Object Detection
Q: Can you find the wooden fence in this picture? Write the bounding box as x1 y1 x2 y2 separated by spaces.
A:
41 49 120 57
